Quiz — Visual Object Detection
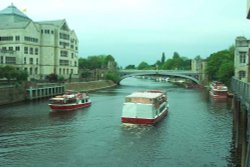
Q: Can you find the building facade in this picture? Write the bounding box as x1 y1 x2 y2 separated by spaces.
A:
0 4 79 80
234 36 250 83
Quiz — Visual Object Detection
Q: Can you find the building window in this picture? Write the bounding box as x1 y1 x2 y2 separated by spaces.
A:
75 61 77 66
41 30 43 34
60 50 68 57
59 60 69 66
24 47 28 54
30 67 32 75
5 57 16 64
67 69 69 74
45 29 50 34
24 57 26 64
59 33 69 40
0 36 13 41
35 67 38 74
59 68 61 75
24 36 38 43
15 36 20 41
0 56 3 64
71 53 74 58
15 46 20 51
29 48 33 55
36 58 38 65
8 47 13 51
71 69 73 74
239 70 246 80
29 58 33 64
51 30 54 34
239 52 246 64
35 48 39 55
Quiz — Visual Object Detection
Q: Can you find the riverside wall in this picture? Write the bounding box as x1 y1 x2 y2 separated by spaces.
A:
65 80 117 92
0 80 117 106
0 85 26 106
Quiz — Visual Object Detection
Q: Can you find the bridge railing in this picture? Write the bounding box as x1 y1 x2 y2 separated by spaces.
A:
232 77 250 104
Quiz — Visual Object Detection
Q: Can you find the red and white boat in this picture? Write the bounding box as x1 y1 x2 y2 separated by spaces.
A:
121 90 169 125
48 90 91 111
209 81 228 99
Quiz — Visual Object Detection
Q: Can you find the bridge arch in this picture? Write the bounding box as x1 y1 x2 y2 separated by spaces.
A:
118 71 200 84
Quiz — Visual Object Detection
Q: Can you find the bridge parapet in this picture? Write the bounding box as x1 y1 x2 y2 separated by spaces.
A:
118 69 201 84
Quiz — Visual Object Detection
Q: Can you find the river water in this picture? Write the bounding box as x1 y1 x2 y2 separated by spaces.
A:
0 77 238 167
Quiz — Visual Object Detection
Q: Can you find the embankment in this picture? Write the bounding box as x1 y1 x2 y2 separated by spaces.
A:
0 80 117 106
0 85 26 106
65 80 117 92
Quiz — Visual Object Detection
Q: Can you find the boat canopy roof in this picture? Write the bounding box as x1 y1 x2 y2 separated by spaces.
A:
126 92 163 99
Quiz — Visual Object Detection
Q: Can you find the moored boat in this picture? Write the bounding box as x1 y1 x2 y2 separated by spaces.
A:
121 90 169 125
48 90 91 111
209 81 228 99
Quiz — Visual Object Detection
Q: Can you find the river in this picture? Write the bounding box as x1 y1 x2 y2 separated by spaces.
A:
0 77 239 167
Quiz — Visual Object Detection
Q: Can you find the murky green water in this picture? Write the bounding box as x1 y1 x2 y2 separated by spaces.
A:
0 77 237 167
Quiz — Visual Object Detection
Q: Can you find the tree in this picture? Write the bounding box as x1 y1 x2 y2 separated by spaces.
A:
125 65 136 69
137 61 150 70
206 48 234 85
161 52 165 64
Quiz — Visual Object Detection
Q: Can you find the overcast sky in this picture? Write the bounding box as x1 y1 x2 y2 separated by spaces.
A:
1 0 250 67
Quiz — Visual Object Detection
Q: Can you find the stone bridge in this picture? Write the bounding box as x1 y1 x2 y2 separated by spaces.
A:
118 70 201 84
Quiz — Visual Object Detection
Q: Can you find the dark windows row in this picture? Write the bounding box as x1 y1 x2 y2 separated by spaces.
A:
0 36 13 41
24 36 39 43
0 56 16 64
59 59 77 66
59 68 74 75
24 47 39 55
59 33 69 40
23 57 39 65
41 29 54 34
1 46 20 52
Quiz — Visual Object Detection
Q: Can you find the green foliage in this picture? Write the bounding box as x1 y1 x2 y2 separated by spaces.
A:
58 75 65 82
46 73 58 82
104 70 121 83
125 64 136 69
137 61 151 70
0 65 28 83
81 70 91 78
79 55 118 70
206 47 234 85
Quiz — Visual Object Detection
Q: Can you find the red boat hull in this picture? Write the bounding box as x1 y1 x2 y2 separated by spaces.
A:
121 108 168 125
209 91 227 99
49 102 91 111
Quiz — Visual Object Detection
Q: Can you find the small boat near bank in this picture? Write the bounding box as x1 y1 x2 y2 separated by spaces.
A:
209 81 228 99
121 90 169 125
48 90 91 111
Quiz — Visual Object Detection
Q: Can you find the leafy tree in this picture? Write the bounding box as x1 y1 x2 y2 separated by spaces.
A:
46 73 58 82
206 48 234 85
161 52 165 64
104 70 121 83
16 70 28 82
125 65 136 69
137 61 151 70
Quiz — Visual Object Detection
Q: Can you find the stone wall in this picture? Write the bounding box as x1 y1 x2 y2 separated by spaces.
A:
0 85 26 105
65 80 116 92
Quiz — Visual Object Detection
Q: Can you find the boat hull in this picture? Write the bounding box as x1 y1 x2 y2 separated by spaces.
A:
49 102 91 111
209 91 227 99
121 108 168 125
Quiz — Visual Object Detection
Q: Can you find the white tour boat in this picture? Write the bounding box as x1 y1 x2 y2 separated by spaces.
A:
121 90 169 125
48 90 91 111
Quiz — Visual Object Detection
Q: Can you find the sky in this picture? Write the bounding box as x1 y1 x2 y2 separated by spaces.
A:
1 0 250 67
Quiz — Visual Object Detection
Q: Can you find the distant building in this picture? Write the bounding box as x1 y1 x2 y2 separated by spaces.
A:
0 4 79 80
234 36 250 83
